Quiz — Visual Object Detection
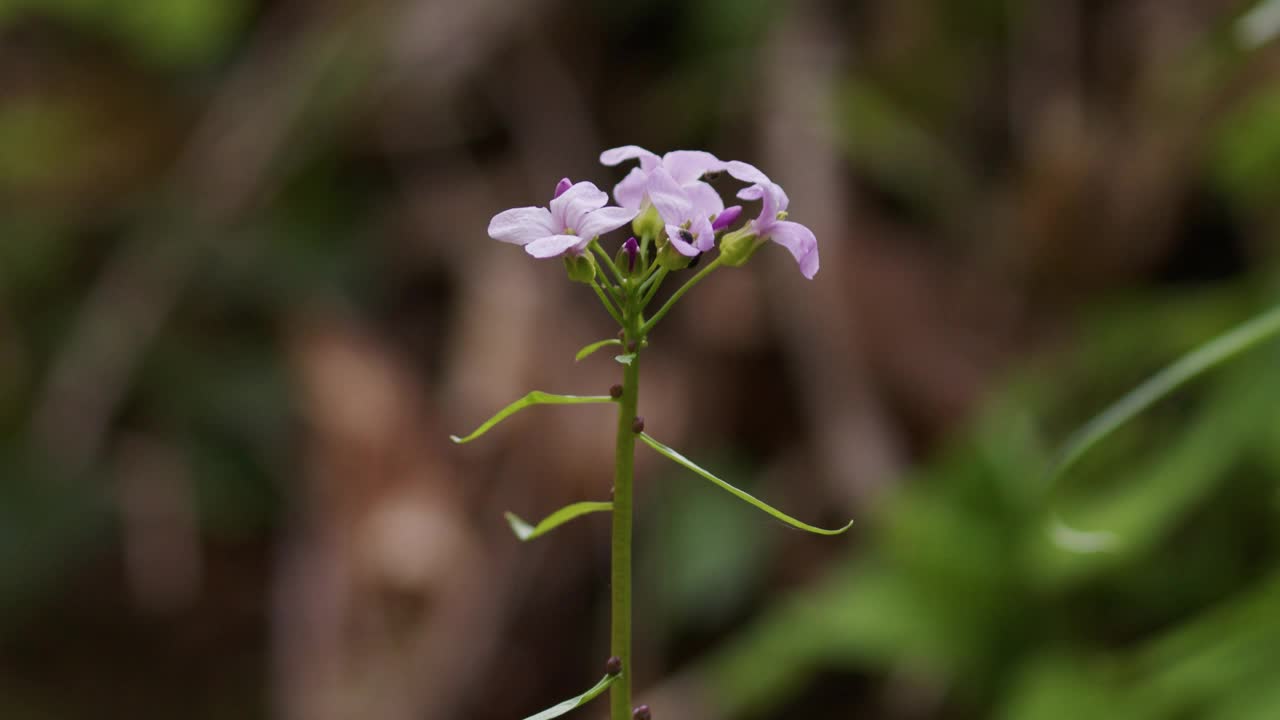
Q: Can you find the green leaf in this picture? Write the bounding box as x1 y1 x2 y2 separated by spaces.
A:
639 433 852 536
505 501 613 541
450 392 615 444
575 338 623 362
615 353 637 366
520 672 619 720
1047 301 1280 488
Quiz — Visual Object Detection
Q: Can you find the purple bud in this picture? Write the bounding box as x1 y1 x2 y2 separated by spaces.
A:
606 656 623 675
622 236 639 272
633 706 651 720
712 205 743 231
631 416 645 434
554 177 572 198
610 384 624 399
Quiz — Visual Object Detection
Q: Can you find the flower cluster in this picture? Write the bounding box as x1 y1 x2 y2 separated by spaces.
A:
487 146 819 279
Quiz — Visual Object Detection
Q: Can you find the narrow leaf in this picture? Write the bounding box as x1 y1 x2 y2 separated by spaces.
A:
575 338 623 362
450 392 615 444
1047 301 1280 486
615 353 637 366
639 433 852 536
505 501 614 541
521 673 618 720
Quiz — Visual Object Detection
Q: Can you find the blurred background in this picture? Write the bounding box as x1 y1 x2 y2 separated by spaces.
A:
3 0 1280 718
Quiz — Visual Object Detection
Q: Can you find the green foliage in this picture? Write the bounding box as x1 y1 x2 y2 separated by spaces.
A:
0 0 250 69
639 433 852 536
505 502 614 542
575 338 623 362
520 673 619 720
697 286 1280 719
449 392 617 444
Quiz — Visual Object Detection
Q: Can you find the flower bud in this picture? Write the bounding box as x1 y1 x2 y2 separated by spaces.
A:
717 227 762 268
554 177 573 198
606 656 623 676
712 205 742 231
616 236 640 274
633 705 651 720
631 416 645 433
609 384 624 399
632 206 663 239
563 252 598 284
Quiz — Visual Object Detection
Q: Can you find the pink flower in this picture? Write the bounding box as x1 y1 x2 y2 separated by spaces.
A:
488 180 637 259
645 167 716 256
599 146 726 221
725 161 820 279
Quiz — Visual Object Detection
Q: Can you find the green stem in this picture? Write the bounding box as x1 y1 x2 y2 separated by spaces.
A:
591 277 625 327
591 239 626 287
610 300 641 720
639 267 669 308
641 256 722 334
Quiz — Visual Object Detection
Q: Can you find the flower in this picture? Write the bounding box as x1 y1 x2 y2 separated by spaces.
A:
487 180 637 259
723 161 819 279
600 146 726 220
645 167 716 257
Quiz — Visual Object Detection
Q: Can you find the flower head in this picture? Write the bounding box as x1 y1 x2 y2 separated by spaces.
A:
723 161 819 279
487 180 637 259
600 145 726 221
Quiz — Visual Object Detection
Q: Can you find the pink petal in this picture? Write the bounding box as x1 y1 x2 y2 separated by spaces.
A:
487 206 556 245
551 181 607 231
600 145 660 171
690 216 716 252
665 225 700 257
662 150 725 184
524 234 583 258
684 180 725 220
767 220 819 279
613 167 649 210
577 206 638 239
646 168 693 226
726 160 770 186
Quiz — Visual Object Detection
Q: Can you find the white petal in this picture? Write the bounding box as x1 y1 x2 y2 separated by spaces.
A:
646 168 692 225
664 225 700 256
726 160 770 186
613 167 649 210
600 145 660 171
690 216 716 252
767 220 819 279
487 206 555 245
524 234 584 258
577 206 638 240
662 150 725 184
551 182 607 231
684 180 724 219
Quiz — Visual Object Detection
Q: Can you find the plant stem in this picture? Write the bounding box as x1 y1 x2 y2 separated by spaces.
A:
638 267 668 307
641 256 722 334
591 277 625 327
591 239 626 287
610 297 641 720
